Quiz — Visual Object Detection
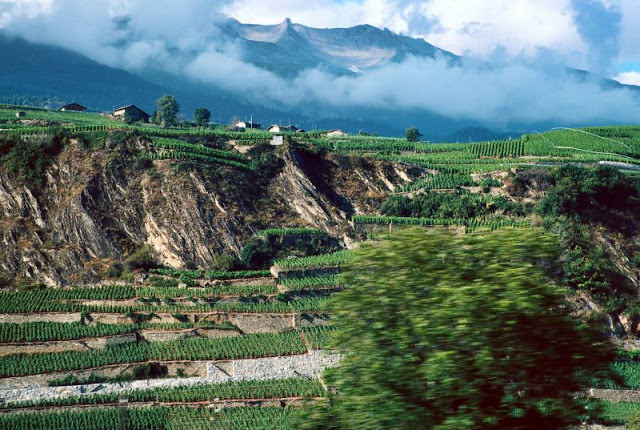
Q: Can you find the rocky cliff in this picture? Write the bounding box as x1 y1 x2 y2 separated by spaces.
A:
0 132 417 286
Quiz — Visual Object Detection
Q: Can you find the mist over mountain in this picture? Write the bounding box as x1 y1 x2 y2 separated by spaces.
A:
2 16 639 139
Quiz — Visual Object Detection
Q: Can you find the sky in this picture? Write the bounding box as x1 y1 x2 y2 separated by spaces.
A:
0 0 638 126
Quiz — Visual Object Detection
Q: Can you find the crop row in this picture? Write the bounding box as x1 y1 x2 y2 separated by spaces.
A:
300 325 336 350
0 405 310 430
0 322 229 343
0 286 135 312
465 219 532 233
212 296 329 313
0 293 327 314
467 139 525 158
273 250 352 270
142 127 274 141
136 284 279 298
149 268 270 281
353 215 532 232
151 138 247 161
142 150 251 170
0 330 306 377
279 275 341 291
593 400 640 425
0 322 138 343
352 215 466 226
395 173 476 192
256 228 325 238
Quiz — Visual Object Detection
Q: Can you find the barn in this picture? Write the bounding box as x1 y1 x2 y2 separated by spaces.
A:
113 105 150 123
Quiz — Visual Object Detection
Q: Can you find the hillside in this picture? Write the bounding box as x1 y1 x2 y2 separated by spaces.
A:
1 107 640 427
0 33 166 113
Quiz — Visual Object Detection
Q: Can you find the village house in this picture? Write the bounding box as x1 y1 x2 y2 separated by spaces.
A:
326 129 347 137
233 119 261 130
59 103 87 112
113 105 150 123
268 124 302 133
15 111 26 118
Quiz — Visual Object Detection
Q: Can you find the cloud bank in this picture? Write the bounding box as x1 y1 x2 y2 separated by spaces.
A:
0 0 638 128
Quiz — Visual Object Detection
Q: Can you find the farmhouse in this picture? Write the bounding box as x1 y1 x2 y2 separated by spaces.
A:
113 105 150 123
326 129 347 137
268 124 301 133
59 103 87 112
233 120 261 130
15 111 25 118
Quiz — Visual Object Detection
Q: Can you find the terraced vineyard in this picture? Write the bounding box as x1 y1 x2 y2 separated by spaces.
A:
0 254 346 429
3 104 640 426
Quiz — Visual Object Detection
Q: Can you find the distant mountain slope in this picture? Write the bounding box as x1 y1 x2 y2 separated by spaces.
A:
0 32 293 125
0 32 165 112
1 19 638 139
225 18 458 77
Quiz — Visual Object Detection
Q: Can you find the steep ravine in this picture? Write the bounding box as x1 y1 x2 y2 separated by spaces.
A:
0 136 417 286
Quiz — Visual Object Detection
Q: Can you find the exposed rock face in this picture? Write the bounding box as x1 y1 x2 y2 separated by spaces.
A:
0 135 416 285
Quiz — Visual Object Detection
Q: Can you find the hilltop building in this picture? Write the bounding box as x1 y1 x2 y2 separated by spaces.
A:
113 105 150 123
268 124 303 133
233 119 261 130
326 129 347 137
59 103 87 112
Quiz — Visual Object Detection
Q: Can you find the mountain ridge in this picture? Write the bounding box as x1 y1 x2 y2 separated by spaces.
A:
1 19 638 139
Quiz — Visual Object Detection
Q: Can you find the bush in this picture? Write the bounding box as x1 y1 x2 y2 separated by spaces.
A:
0 129 68 187
124 246 157 272
311 228 615 429
505 167 553 197
537 165 640 234
380 190 526 219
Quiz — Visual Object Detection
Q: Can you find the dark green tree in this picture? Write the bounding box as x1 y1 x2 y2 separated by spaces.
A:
405 127 422 142
311 228 614 429
155 95 179 127
194 107 211 127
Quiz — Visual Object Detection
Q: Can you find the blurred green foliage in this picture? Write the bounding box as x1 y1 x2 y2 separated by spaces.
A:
306 228 615 429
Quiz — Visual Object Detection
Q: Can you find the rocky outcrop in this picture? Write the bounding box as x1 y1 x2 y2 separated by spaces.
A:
0 134 416 285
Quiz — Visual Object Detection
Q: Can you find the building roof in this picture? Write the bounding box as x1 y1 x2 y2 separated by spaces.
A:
59 103 87 111
113 105 150 117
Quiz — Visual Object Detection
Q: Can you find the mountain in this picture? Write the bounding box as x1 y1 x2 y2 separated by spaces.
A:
223 18 458 78
0 32 290 124
1 20 638 138
0 32 166 113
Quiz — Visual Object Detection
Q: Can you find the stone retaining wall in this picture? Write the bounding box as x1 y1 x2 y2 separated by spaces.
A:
0 351 341 405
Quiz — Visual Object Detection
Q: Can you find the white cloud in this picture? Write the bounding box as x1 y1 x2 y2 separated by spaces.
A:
0 0 637 128
416 0 585 59
618 0 640 64
613 71 640 86
223 0 593 64
0 0 53 24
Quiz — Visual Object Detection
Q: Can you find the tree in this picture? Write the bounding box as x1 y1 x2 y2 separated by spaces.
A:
312 228 614 429
194 107 211 127
155 95 179 127
405 127 422 142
